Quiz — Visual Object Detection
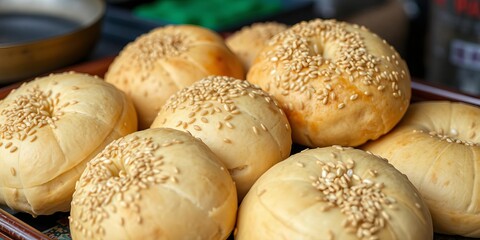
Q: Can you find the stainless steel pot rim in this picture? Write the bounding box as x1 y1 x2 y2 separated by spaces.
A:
0 0 105 48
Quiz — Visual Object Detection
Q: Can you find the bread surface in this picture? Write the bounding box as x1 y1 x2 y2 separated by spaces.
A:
70 128 237 240
247 19 411 147
226 22 287 70
236 147 433 240
151 76 291 200
362 101 480 237
106 25 245 129
0 72 137 215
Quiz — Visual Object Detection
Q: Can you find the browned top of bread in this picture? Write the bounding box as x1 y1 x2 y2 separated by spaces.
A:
247 19 411 147
105 24 244 129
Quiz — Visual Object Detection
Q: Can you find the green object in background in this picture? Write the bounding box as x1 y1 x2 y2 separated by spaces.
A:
133 0 283 30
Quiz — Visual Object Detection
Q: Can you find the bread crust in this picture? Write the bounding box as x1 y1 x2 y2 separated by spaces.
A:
105 25 245 129
236 147 433 239
362 101 480 237
247 19 411 147
70 128 237 240
0 72 137 215
226 22 287 70
151 76 291 200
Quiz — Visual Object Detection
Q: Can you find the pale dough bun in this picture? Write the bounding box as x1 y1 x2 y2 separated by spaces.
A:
105 24 245 129
247 19 411 147
226 22 287 70
0 72 137 216
362 101 480 237
151 76 291 200
70 128 237 240
236 147 433 240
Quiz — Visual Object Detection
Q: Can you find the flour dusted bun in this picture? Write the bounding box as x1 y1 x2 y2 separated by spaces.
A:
226 22 287 70
236 147 432 240
70 128 237 240
105 24 245 129
0 72 137 215
362 101 480 237
247 19 411 147
151 76 291 200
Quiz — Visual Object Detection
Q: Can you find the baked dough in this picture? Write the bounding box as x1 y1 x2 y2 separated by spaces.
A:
362 101 480 237
70 128 237 240
226 22 287 70
236 147 433 240
0 72 137 215
247 19 411 147
151 76 291 200
105 24 245 129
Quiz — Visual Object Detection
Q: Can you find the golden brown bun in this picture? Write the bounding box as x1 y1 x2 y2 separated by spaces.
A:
0 72 137 216
70 128 237 240
247 19 411 147
236 147 433 240
151 76 291 200
362 101 480 237
226 22 287 70
105 25 245 129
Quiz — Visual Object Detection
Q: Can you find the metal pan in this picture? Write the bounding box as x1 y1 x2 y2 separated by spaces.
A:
0 0 105 84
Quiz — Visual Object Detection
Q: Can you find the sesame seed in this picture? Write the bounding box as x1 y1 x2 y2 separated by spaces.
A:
225 122 234 129
171 176 178 183
223 138 232 144
252 126 259 135
175 121 182 127
9 146 17 153
10 168 16 176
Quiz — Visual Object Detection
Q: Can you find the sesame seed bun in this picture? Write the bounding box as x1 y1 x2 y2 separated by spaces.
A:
362 101 480 237
247 19 411 147
105 24 245 130
151 76 292 200
226 22 287 70
70 128 237 239
0 72 137 216
236 147 433 239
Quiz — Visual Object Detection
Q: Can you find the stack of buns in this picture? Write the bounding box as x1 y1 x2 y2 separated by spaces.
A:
0 19 477 239
151 75 292 200
105 24 245 129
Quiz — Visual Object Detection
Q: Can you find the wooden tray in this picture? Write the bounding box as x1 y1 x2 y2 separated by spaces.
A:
0 57 478 240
